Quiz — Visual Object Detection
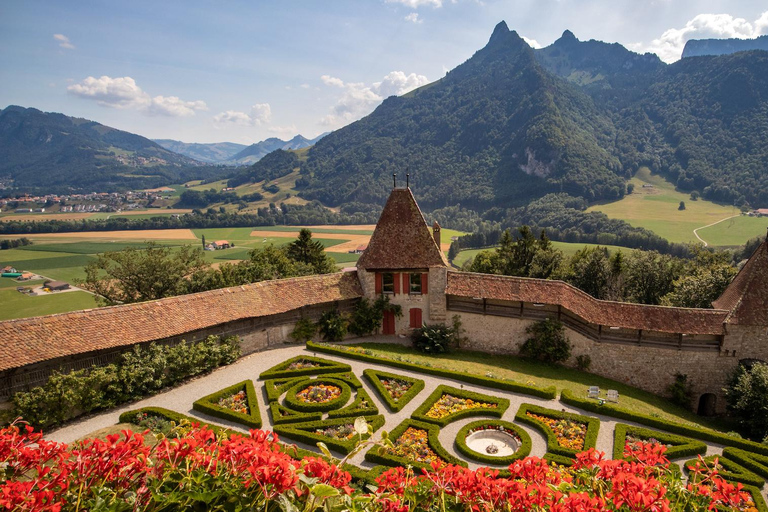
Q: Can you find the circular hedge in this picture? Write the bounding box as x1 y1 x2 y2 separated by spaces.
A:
283 378 352 413
455 420 532 465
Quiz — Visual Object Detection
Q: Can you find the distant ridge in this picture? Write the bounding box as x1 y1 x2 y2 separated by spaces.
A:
229 133 328 165
682 35 768 58
153 140 246 164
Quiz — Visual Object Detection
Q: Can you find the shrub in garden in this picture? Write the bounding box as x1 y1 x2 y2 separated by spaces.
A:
1 421 759 511
725 361 768 441
12 335 240 429
348 297 402 337
317 309 348 342
411 315 464 353
575 354 591 371
519 318 571 364
667 372 693 408
290 317 317 342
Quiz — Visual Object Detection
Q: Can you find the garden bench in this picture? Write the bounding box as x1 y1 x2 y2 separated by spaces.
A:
587 386 600 399
606 390 619 403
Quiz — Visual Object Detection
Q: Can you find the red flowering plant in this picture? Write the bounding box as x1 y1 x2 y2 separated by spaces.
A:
0 417 756 512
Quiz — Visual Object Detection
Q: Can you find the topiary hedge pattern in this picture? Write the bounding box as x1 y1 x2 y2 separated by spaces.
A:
264 377 306 402
742 485 768 512
119 407 234 438
274 415 385 455
363 369 425 412
560 389 768 456
258 355 351 380
515 403 600 459
722 448 768 480
455 420 532 465
683 455 765 488
308 341 557 399
269 402 323 425
365 418 466 469
411 385 510 427
282 378 352 413
327 386 378 419
613 424 706 461
192 380 261 429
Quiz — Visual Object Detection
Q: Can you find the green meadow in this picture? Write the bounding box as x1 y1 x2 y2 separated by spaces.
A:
453 241 632 268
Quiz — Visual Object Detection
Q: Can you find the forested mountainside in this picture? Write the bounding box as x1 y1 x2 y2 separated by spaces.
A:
682 35 768 58
0 106 230 191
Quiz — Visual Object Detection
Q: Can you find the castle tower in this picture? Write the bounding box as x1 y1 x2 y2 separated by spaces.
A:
357 186 449 334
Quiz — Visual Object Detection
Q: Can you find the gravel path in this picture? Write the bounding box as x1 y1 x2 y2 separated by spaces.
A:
47 340 730 472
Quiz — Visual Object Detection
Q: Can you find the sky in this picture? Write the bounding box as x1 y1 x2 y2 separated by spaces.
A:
1 1 766 145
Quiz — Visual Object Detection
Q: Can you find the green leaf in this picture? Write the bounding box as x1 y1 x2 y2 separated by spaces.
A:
311 483 340 498
316 441 333 459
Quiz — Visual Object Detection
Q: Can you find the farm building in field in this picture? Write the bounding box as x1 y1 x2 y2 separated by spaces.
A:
16 273 34 281
1 266 17 273
212 240 231 249
43 280 70 291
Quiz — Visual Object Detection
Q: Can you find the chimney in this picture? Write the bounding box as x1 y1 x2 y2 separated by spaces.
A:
433 221 441 246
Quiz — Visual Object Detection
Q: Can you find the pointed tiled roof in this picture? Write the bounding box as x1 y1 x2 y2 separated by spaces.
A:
713 234 768 325
357 188 449 270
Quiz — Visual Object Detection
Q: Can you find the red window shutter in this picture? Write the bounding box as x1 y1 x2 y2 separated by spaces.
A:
393 273 401 294
403 273 410 294
410 308 423 328
375 273 382 294
422 273 429 294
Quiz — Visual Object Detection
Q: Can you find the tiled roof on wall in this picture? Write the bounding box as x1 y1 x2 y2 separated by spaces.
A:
357 188 448 270
446 271 728 335
713 235 768 325
0 271 362 373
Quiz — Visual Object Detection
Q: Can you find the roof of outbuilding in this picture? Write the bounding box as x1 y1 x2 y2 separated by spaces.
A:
713 234 768 325
446 271 729 335
356 188 448 270
0 271 362 373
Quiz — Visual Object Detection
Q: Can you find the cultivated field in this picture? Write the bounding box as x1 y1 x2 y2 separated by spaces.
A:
586 167 767 246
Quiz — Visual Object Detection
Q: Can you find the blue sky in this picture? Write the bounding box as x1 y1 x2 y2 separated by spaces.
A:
1 0 766 144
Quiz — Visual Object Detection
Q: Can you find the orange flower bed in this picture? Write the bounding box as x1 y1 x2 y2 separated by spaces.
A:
526 412 587 451
385 427 446 467
296 384 342 404
425 394 497 419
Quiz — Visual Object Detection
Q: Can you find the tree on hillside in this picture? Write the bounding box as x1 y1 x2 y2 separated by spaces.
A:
81 243 208 306
565 247 612 299
724 361 768 441
624 250 683 305
286 228 336 274
661 248 737 308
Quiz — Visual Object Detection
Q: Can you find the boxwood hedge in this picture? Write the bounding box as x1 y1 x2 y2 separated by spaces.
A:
683 455 765 488
365 418 466 469
455 420 532 465
327 386 379 419
274 415 385 455
264 377 305 402
119 406 234 437
363 369 425 412
283 378 352 413
269 402 323 425
515 403 600 459
613 424 706 461
192 380 262 429
742 485 768 512
560 389 768 456
412 385 510 427
258 355 351 380
308 341 557 399
722 448 768 480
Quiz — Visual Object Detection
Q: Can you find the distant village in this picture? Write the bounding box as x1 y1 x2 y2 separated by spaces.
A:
0 188 175 214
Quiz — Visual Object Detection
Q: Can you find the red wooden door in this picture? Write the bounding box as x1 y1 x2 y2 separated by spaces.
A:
383 311 396 335
409 308 423 328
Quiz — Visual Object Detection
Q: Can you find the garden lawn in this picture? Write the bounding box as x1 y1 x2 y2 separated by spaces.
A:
340 342 730 432
0 288 98 320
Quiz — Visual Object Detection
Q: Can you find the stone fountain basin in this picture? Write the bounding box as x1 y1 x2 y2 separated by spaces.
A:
465 429 520 457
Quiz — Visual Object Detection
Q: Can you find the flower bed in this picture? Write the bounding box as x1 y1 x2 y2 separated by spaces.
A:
192 380 261 429
283 378 351 412
684 455 765 488
455 420 532 466
366 418 465 470
274 415 386 455
613 424 706 461
363 369 425 412
515 403 600 459
387 427 445 467
327 387 379 419
258 354 351 380
411 385 509 426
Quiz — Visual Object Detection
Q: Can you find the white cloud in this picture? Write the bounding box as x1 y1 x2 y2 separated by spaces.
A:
213 103 272 127
319 71 429 127
522 36 542 49
53 33 75 50
404 13 423 23
67 76 207 116
386 0 442 7
300 83 310 89
634 10 768 63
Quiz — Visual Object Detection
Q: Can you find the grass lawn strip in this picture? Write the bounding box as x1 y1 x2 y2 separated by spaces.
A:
363 368 425 412
411 385 509 426
273 415 385 455
613 424 706 461
327 386 378 418
308 341 556 399
365 418 466 470
455 420 532 466
269 402 323 425
258 355 351 380
683 455 764 488
560 389 768 456
515 403 600 459
722 448 768 481
192 380 262 429
283 378 351 413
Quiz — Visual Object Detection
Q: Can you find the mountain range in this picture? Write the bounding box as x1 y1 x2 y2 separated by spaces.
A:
227 133 328 164
682 35 768 58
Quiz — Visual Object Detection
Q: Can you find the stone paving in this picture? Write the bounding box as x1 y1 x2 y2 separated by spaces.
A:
48 339 730 474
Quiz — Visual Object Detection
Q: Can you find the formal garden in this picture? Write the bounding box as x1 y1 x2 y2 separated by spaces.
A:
4 326 768 510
